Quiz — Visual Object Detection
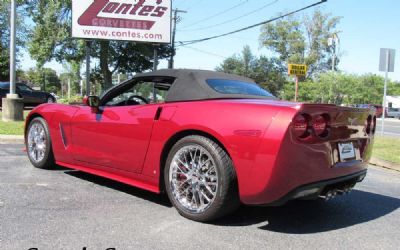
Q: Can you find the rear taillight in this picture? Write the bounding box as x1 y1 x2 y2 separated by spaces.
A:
293 114 309 138
293 113 330 139
312 115 328 137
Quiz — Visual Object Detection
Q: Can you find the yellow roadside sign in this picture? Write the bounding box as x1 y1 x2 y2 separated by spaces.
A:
288 64 307 76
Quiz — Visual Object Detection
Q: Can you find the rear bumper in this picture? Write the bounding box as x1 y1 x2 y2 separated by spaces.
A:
264 169 367 206
239 131 372 205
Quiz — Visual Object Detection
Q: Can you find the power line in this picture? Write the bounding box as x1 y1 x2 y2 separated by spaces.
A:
177 0 327 47
180 45 228 59
180 0 250 30
180 0 279 32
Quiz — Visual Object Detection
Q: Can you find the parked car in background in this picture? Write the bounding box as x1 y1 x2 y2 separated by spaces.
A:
0 82 56 107
355 104 384 118
387 107 400 118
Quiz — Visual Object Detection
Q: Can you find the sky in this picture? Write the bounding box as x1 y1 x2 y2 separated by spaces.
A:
21 0 400 81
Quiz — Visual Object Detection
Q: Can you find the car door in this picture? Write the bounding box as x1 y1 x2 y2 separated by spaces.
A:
70 104 159 173
17 84 41 105
70 80 167 173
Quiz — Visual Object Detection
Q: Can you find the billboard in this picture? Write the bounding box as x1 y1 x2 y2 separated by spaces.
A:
72 0 171 43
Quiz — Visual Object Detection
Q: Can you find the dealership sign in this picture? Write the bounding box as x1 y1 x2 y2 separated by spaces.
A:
72 0 171 43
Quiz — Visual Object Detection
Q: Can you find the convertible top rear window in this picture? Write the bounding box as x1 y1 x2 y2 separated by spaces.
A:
206 79 274 97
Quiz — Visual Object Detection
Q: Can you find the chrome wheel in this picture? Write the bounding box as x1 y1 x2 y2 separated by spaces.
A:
27 122 47 163
169 145 219 213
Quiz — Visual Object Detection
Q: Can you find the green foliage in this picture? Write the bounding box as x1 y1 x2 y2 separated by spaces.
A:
0 110 29 135
216 46 288 96
260 9 342 76
58 95 84 105
27 1 172 92
22 68 61 93
281 71 400 105
0 0 30 80
373 136 400 164
0 43 10 81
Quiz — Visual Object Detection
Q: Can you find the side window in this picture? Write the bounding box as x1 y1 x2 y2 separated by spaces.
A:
17 84 32 91
104 81 170 106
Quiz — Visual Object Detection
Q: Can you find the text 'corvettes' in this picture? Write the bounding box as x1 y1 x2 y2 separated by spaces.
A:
25 69 375 221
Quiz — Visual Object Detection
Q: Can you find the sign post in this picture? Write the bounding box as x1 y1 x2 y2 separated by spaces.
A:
2 0 23 122
379 48 395 135
288 64 307 102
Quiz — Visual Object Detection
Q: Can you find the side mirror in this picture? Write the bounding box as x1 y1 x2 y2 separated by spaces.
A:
83 96 100 109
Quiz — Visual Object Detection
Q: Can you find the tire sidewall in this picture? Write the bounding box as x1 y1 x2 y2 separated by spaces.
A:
26 117 54 169
47 97 55 103
164 136 230 222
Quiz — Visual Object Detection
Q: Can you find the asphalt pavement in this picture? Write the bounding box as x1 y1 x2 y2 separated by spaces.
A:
376 118 400 137
0 144 399 250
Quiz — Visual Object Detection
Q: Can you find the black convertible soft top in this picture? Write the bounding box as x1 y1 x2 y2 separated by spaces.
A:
133 69 275 103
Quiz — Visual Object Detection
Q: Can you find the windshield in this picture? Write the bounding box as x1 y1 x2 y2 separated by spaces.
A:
0 82 10 90
206 79 274 97
17 84 33 91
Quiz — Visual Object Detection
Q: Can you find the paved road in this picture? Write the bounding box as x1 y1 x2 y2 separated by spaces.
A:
376 118 400 137
1 144 399 250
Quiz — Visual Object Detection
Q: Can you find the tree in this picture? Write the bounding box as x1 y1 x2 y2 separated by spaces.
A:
216 46 287 96
27 1 172 92
280 72 400 105
24 67 61 93
0 0 30 80
260 10 342 76
0 43 10 81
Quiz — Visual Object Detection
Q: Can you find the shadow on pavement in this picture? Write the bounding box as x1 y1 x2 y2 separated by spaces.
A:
55 169 400 233
64 170 172 208
214 190 400 233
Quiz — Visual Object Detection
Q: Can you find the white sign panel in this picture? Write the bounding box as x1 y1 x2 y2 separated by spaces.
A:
72 0 171 43
379 48 395 72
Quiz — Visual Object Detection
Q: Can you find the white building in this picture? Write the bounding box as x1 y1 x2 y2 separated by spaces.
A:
386 96 400 108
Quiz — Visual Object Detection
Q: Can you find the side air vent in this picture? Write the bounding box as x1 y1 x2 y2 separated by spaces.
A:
59 123 68 148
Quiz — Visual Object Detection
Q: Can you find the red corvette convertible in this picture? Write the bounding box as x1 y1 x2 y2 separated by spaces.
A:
25 69 376 222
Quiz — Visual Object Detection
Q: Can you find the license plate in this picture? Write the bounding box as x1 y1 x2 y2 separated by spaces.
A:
338 142 355 161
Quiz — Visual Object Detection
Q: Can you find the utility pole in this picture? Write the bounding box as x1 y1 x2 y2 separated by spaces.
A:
2 0 23 122
153 44 159 71
168 9 187 69
43 71 46 92
9 0 16 95
68 78 71 99
328 33 339 71
85 41 91 96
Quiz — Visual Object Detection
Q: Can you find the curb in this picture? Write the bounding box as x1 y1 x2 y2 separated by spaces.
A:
370 157 400 172
0 135 24 144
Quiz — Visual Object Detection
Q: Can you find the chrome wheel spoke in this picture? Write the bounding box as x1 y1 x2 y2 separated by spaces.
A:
27 122 47 163
169 145 219 213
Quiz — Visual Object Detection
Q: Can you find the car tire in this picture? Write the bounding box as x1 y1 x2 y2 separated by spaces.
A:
164 135 240 222
47 97 55 103
26 117 55 169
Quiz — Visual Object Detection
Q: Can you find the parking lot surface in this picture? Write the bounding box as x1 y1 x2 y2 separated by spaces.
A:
376 118 400 137
1 144 399 250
